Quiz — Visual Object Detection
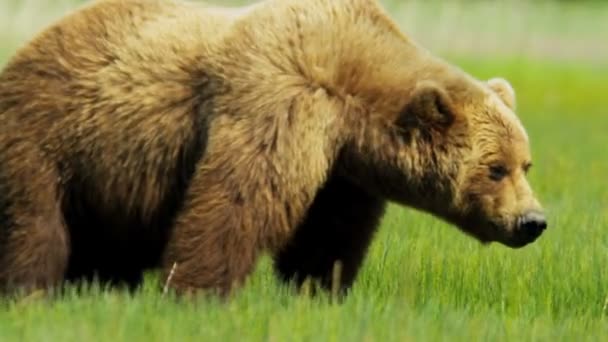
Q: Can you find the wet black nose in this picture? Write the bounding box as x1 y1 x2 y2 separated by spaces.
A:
520 211 547 238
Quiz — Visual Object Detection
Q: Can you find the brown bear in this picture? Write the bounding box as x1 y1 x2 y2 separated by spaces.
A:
0 0 547 297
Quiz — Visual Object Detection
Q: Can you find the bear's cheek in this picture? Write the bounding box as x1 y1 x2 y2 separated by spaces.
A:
460 171 496 206
459 173 512 225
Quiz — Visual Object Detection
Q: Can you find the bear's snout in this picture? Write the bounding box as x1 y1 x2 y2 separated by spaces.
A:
516 210 547 242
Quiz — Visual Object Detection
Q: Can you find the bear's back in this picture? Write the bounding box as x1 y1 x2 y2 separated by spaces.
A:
0 0 246 196
0 0 238 133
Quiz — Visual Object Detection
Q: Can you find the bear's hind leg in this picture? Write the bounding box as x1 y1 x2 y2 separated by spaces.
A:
0 139 69 295
274 175 386 295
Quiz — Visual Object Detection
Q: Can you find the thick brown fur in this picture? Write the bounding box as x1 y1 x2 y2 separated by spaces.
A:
0 0 546 297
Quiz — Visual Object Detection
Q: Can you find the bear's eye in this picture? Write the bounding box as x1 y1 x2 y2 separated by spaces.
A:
523 162 533 174
489 165 509 181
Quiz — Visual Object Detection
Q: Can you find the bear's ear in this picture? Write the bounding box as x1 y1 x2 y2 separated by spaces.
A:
395 81 455 133
488 77 516 110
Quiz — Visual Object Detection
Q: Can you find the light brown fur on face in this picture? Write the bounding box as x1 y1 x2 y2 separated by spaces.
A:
336 69 546 249
0 0 545 298
450 81 545 248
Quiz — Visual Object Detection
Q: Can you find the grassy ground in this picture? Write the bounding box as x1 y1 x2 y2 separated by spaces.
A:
1 0 607 341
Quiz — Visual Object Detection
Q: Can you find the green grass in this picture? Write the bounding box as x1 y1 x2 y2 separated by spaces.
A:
1 0 608 341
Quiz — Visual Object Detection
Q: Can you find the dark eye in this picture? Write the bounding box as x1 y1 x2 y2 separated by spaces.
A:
489 165 509 181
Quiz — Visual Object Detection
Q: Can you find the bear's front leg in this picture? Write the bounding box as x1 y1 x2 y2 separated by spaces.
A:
159 163 278 298
160 191 261 297
274 175 386 295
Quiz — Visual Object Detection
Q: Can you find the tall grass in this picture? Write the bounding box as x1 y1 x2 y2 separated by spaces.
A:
1 0 607 341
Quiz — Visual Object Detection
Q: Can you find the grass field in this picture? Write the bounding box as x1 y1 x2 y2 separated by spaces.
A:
1 0 608 341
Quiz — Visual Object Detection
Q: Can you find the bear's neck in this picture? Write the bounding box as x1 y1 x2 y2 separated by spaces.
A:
214 0 474 111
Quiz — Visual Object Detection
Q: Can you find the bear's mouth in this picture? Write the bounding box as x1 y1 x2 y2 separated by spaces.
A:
444 211 543 248
485 220 544 249
451 217 498 244
455 218 524 248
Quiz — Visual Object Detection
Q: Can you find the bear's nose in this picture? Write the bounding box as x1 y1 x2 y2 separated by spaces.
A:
519 210 547 238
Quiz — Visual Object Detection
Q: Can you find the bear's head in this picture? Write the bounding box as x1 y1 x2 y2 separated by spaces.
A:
340 71 546 248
